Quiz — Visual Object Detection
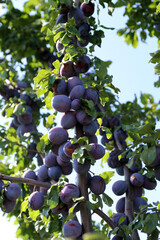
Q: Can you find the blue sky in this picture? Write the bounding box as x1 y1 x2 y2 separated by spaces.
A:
0 1 160 239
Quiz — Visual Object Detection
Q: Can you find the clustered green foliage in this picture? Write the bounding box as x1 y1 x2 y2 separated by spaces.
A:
0 0 160 240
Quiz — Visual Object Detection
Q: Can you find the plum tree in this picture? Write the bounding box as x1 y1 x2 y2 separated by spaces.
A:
1 0 160 239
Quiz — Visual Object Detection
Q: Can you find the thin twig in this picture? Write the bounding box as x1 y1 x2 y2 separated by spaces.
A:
93 208 116 229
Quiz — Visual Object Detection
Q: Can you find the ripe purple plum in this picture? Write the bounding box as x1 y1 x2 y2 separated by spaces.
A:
83 120 98 136
0 180 4 193
52 95 71 112
84 88 98 104
73 55 91 74
63 220 82 238
17 112 33 125
56 13 68 25
5 183 21 201
116 197 125 213
61 162 73 175
89 176 106 195
80 1 95 17
1 197 16 213
133 197 147 213
116 166 124 176
48 166 62 181
56 156 71 167
88 134 98 143
27 142 37 159
78 22 90 38
71 99 81 111
67 76 84 93
112 180 127 196
63 141 80 158
130 173 144 187
90 143 105 160
53 78 68 95
17 123 36 137
69 85 85 101
37 165 49 180
68 7 84 27
73 159 90 175
59 61 75 78
76 110 92 125
112 213 128 226
142 176 157 190
48 127 68 145
23 169 37 180
61 111 77 129
16 80 28 89
58 142 71 162
60 183 80 204
29 191 44 210
45 152 57 168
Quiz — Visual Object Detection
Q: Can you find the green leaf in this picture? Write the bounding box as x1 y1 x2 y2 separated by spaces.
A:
29 208 40 221
21 197 29 213
140 146 156 166
102 193 113 207
142 213 158 234
99 171 114 184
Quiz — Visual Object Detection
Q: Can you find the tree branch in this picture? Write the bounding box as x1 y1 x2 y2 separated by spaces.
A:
0 174 51 189
93 208 116 229
75 123 93 233
124 166 140 240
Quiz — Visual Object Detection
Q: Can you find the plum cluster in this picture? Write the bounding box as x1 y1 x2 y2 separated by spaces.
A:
0 180 21 213
9 81 38 137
